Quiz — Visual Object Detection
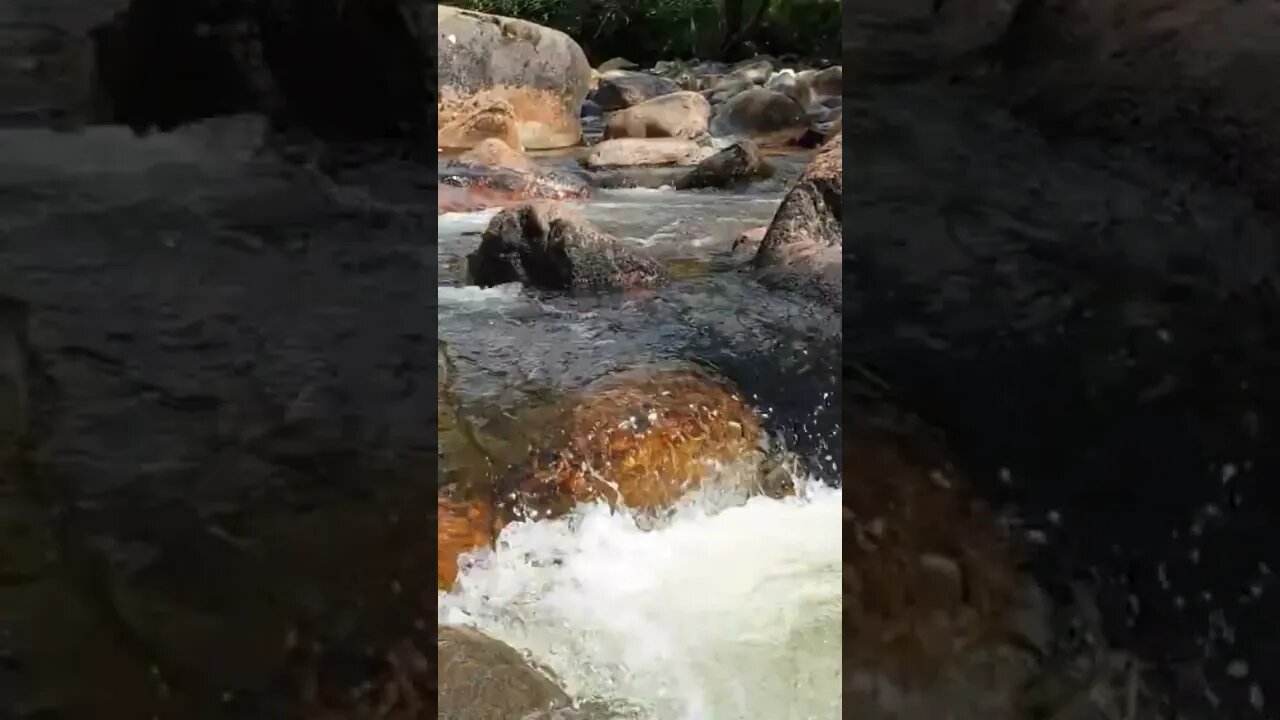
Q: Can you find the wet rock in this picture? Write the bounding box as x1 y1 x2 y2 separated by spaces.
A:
457 137 533 173
997 0 1280 211
731 226 768 263
438 625 571 719
674 139 774 190
582 165 690 190
502 366 771 520
591 70 680 112
710 88 810 146
794 66 842 109
753 132 842 306
437 99 523 151
466 202 666 291
603 90 710 140
438 496 495 590
580 99 602 119
439 162 590 215
438 6 591 150
0 294 30 460
704 78 755 106
845 0 1014 80
582 137 714 169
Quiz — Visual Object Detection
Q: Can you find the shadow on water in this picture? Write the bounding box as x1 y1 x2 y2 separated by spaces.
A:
846 83 1280 718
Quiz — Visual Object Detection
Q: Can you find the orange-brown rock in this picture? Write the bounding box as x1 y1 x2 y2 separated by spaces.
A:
438 100 523 152
753 132 842 305
438 7 591 150
501 367 769 520
438 495 497 590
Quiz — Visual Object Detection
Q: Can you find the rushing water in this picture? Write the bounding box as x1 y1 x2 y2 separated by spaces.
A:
441 480 843 719
437 153 843 717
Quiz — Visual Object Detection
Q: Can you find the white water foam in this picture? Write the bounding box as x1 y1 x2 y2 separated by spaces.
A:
439 480 842 720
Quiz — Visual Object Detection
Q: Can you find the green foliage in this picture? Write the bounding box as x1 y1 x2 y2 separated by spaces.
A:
451 0 840 64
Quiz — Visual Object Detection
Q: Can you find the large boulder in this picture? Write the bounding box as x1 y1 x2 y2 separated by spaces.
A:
438 98 524 151
603 90 711 140
582 137 715 169
591 70 680 111
710 88 810 146
753 132 842 306
438 6 591 150
438 625 571 718
997 0 1280 212
466 202 666 291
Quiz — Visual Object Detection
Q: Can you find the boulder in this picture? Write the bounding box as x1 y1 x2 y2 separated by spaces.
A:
438 99 524 151
582 137 715 169
438 625 571 718
730 58 773 84
674 140 774 190
998 0 1280 212
466 202 666 291
439 160 590 215
710 88 810 146
597 57 637 73
591 70 680 111
438 6 591 150
794 66 842 108
603 90 711 140
500 366 773 520
753 132 842 306
704 78 755 106
731 226 769 263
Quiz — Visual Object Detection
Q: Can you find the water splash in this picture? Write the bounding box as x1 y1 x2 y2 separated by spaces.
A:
439 478 842 720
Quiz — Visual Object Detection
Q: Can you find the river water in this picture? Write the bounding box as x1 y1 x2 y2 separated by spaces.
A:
436 153 843 718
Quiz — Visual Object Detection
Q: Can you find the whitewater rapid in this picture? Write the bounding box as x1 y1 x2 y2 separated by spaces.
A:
439 480 843 719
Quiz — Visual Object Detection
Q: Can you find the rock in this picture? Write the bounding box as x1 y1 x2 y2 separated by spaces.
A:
710 88 810 146
438 100 523 151
998 0 1280 211
438 6 591 150
501 366 771 519
704 78 755 106
580 99 602 118
439 163 590 215
457 137 533 172
603 91 711 140
466 202 666 291
731 226 769 262
674 140 774 190
597 57 637 73
730 58 773 84
794 66 842 108
845 0 1015 80
765 69 798 93
591 70 680 111
582 137 715 169
753 132 842 305
0 294 30 460
438 496 495 589
438 625 571 718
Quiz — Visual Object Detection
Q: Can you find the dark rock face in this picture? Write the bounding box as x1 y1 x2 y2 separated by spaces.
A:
0 294 30 462
843 0 1014 80
591 70 680 111
437 6 591 150
467 203 666 291
674 139 774 190
754 133 842 306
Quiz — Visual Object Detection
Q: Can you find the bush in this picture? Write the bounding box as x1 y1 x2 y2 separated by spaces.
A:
451 0 840 65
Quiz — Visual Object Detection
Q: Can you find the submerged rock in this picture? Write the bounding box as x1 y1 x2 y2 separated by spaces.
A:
501 366 772 520
753 132 842 306
438 6 591 150
438 625 571 719
438 162 590 215
466 202 665 291
674 139 774 190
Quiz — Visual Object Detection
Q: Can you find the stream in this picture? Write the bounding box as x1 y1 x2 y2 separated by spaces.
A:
436 151 843 718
